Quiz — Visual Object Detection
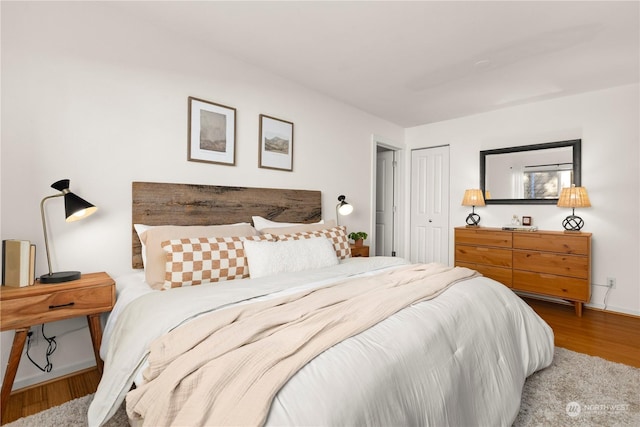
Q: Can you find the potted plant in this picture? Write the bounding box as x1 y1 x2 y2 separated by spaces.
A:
348 231 368 247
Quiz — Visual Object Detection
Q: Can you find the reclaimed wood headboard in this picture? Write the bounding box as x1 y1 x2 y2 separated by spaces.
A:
132 182 322 269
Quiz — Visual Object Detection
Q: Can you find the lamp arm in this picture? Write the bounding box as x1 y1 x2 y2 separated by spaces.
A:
335 203 340 226
40 193 64 276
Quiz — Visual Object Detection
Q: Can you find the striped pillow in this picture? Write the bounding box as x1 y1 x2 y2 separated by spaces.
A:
162 234 274 289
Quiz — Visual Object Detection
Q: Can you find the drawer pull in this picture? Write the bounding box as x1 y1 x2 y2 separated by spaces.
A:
49 302 75 310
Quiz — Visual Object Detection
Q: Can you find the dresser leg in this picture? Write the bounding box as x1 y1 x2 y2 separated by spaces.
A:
1 328 28 421
87 314 104 375
574 302 583 317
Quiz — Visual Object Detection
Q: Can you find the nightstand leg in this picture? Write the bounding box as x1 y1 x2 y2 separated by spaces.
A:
1 328 28 421
87 314 104 375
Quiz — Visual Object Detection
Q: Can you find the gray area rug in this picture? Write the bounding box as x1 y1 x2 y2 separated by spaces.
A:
5 347 639 426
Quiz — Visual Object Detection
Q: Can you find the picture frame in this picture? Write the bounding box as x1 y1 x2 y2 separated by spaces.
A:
188 96 236 166
259 114 294 171
522 216 532 226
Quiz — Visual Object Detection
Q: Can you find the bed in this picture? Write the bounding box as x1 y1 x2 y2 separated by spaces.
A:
88 182 554 427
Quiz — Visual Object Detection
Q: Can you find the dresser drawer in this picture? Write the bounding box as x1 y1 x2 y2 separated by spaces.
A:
513 250 589 279
455 228 512 248
455 244 512 268
513 233 589 255
456 261 512 287
513 270 589 301
0 283 114 330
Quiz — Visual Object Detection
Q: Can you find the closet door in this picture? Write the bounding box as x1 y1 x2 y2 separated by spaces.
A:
410 146 450 264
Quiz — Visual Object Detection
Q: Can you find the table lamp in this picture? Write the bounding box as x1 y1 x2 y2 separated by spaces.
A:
40 179 97 283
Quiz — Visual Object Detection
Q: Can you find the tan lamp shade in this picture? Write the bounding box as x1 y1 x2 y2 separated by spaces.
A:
557 186 591 208
461 189 486 207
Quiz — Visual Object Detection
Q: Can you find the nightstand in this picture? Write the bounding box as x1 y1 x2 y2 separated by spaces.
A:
350 245 370 257
0 272 115 418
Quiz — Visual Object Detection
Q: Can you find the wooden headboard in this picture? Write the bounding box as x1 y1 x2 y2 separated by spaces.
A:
132 182 322 269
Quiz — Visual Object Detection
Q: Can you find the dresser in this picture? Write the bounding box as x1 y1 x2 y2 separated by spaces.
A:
454 227 591 316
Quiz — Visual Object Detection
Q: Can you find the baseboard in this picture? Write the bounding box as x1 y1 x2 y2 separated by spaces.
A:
12 359 96 391
515 291 640 318
584 302 640 318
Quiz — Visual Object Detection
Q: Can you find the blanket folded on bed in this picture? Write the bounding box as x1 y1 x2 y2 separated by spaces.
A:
126 263 478 426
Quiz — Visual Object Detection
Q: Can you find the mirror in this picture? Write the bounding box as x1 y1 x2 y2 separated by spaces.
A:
480 139 581 205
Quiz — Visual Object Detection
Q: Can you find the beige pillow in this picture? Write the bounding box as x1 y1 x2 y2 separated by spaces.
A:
260 219 336 236
141 224 259 289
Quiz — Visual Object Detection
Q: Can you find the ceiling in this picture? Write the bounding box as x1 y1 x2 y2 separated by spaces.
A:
109 1 639 127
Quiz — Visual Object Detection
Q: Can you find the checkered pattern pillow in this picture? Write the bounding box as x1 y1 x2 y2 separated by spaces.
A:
276 226 351 259
161 235 274 289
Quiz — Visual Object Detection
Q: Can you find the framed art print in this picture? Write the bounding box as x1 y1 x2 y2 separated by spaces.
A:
188 96 236 166
259 114 293 171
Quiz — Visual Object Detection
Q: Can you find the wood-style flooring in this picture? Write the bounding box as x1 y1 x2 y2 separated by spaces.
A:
525 298 640 368
2 298 639 424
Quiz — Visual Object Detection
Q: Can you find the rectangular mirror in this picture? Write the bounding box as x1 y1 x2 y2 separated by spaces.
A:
480 139 581 205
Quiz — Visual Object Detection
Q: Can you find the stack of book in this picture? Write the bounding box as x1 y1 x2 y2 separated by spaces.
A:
2 240 36 287
501 225 538 232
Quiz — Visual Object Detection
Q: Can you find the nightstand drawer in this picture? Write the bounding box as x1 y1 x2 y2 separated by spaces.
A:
0 283 114 330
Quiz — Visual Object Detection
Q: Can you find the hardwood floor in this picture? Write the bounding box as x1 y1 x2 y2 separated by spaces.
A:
2 299 639 424
524 297 640 368
1 368 100 424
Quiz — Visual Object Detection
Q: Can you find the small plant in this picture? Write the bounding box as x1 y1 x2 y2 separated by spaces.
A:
348 231 368 243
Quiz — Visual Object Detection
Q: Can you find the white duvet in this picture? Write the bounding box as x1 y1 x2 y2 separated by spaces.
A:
90 257 553 426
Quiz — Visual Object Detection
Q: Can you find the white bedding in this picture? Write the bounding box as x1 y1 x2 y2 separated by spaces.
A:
90 257 553 426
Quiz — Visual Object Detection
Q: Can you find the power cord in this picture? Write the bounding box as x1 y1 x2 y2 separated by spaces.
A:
26 324 57 372
603 284 613 311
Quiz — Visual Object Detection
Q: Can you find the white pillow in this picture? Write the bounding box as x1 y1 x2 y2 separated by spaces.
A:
243 237 338 279
251 216 323 232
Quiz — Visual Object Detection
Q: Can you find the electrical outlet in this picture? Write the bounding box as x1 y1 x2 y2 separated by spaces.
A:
606 277 616 288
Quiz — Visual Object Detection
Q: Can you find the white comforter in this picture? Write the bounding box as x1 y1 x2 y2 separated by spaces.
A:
89 257 553 426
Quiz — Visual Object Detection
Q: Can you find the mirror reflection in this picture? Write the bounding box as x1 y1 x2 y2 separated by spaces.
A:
480 140 581 205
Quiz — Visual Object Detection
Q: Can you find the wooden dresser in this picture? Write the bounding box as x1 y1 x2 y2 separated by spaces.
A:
454 227 591 316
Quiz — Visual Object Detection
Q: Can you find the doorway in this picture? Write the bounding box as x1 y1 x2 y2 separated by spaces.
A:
372 136 402 257
376 146 396 256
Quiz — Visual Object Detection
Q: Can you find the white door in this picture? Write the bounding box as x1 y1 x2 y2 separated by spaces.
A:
376 149 395 256
410 146 450 264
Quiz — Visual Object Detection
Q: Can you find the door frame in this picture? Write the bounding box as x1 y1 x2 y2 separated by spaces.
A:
370 134 404 258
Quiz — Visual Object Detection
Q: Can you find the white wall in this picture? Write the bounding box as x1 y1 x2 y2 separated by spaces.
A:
0 2 404 388
405 84 640 316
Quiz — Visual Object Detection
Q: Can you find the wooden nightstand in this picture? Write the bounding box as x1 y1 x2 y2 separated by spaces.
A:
350 245 370 257
0 272 115 418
